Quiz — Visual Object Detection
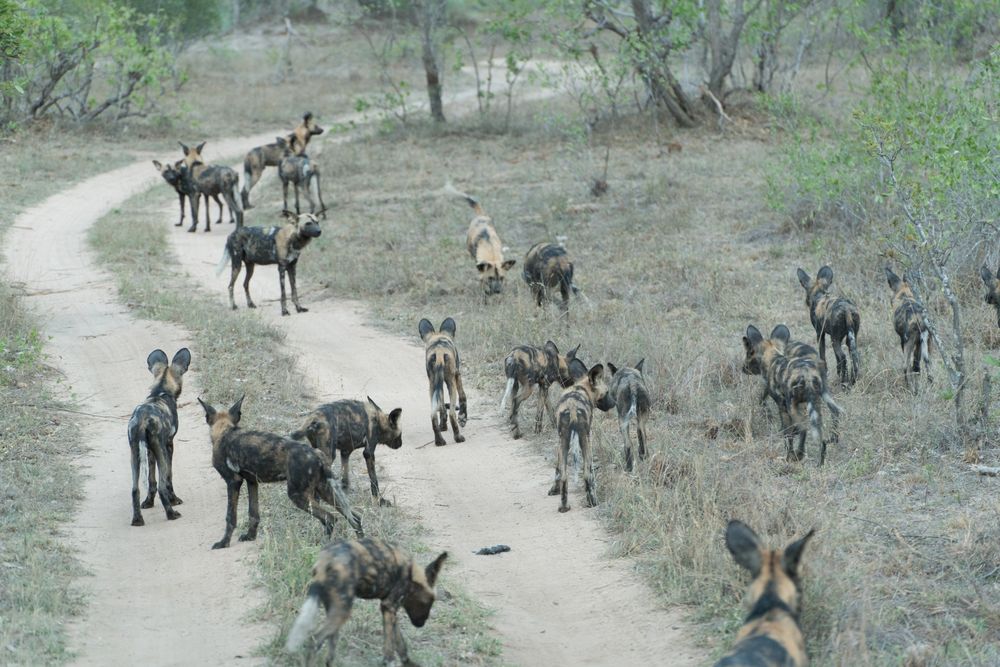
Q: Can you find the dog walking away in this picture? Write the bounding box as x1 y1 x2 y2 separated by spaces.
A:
885 267 932 391
550 361 614 512
291 397 403 506
127 348 190 526
742 325 827 413
606 359 650 472
444 183 515 300
796 266 861 387
286 538 447 666
242 111 324 209
500 341 580 439
523 242 576 316
418 317 468 446
179 141 244 232
197 395 363 550
217 211 321 316
276 136 327 217
715 520 815 667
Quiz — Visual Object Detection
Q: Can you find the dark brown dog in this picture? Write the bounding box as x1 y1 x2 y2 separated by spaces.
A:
217 211 321 316
885 267 931 390
286 537 447 666
500 341 580 439
523 242 575 316
606 359 650 472
197 396 363 550
291 397 403 506
715 520 814 667
179 141 244 232
796 266 861 386
549 361 614 512
127 348 190 526
241 112 324 209
418 317 468 446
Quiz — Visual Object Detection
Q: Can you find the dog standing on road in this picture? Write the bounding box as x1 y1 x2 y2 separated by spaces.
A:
179 141 244 232
500 341 580 439
418 317 468 446
241 112 324 209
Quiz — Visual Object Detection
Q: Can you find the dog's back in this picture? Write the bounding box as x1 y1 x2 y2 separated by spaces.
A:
524 242 573 289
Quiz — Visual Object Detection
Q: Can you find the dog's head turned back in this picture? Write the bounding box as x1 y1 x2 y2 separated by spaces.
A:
403 551 448 627
147 348 191 398
545 341 581 388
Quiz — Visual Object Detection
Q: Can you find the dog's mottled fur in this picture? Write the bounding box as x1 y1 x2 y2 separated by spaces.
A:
241 112 324 209
549 361 614 512
446 185 515 299
276 136 327 217
606 359 650 472
500 341 580 439
291 397 403 506
127 348 190 526
885 267 931 390
286 538 447 667
715 520 814 667
796 266 861 386
218 211 321 316
198 396 363 550
179 141 244 231
153 159 198 228
981 264 1000 328
523 242 575 316
743 325 841 465
418 317 468 446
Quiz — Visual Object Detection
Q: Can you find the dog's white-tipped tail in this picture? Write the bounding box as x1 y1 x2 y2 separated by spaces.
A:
808 401 821 444
920 329 931 368
138 437 149 489
569 430 582 483
624 394 637 428
500 377 515 411
215 246 229 276
286 593 321 652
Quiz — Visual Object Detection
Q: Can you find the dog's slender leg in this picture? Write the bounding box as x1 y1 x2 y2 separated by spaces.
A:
278 263 290 316
165 437 182 505
392 617 415 667
454 370 468 427
315 172 327 218
430 384 446 446
380 604 400 666
294 182 302 215
228 257 241 310
621 417 634 473
582 430 597 508
202 193 212 232
535 383 550 434
212 479 242 549
187 189 199 233
211 193 224 227
510 381 532 440
557 431 570 512
445 377 465 443
291 488 338 536
282 179 290 214
240 481 260 541
362 442 389 506
315 597 353 667
289 261 308 313
637 410 648 463
175 191 185 227
243 262 257 309
151 441 180 521
130 443 144 526
340 449 351 491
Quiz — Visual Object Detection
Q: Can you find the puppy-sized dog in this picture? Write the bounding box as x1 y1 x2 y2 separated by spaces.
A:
885 267 931 390
500 341 580 440
127 348 190 526
418 317 468 446
606 359 650 472
276 136 327 217
286 538 447 667
523 242 576 316
198 396 363 550
291 397 403 506
217 211 322 316
550 361 614 512
796 266 861 387
444 184 515 300
241 111 324 209
179 141 244 232
715 520 815 667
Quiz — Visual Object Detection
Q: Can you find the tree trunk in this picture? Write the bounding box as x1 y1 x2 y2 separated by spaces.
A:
419 0 446 123
630 0 697 127
705 0 757 100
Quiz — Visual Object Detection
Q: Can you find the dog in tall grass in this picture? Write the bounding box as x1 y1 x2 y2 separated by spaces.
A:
742 325 841 465
242 111 324 209
286 537 447 667
179 141 244 231
523 242 576 316
606 359 650 472
291 397 403 506
981 263 1000 328
198 395 363 550
550 360 614 512
715 520 814 667
500 341 580 439
444 184 515 300
217 211 321 316
128 348 190 526
796 266 861 387
885 267 931 390
419 318 468 446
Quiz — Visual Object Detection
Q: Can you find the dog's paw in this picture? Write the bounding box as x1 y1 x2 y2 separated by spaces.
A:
169 496 183 506
378 497 393 507
131 516 144 527
211 540 229 550
187 227 197 233
558 505 571 513
296 306 309 313
140 498 155 509
174 221 183 227
547 484 560 496
512 432 522 440
238 532 257 542
281 310 290 316
166 510 181 520
434 438 447 447
247 303 257 309
453 434 466 443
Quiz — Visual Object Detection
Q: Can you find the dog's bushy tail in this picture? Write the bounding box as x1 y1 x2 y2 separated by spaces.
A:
430 363 445 415
130 418 150 489
500 377 515 411
569 429 582 483
442 181 485 217
215 244 230 277
286 584 323 652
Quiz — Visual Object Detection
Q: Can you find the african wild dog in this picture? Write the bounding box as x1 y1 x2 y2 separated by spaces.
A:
216 211 321 316
418 317 468 446
885 267 932 390
179 141 244 232
742 325 826 410
153 159 197 228
980 264 1000 328
127 348 190 526
549 361 614 512
197 395 363 550
715 520 814 667
277 137 327 217
290 397 403 507
286 538 447 667
742 325 841 465
523 242 576 316
796 266 861 387
606 359 650 473
500 341 580 440
445 184 516 300
241 112 324 209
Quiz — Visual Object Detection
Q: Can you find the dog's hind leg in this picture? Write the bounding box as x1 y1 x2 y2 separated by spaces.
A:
150 438 181 521
454 369 468 426
228 258 241 310
129 436 144 526
141 448 156 509
278 264 291 316
165 437 182 505
212 479 242 549
534 383 550 434
238 480 260 542
314 597 353 667
175 191 185 227
314 172 327 218
211 193 224 227
243 262 257 309
510 381 532 439
445 377 465 443
581 429 597 507
362 442 390 506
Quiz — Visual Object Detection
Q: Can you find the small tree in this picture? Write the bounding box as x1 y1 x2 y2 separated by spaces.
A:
418 0 446 122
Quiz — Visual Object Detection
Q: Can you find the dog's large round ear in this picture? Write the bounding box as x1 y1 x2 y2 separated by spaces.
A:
817 265 834 284
425 552 448 587
770 325 791 344
725 520 763 578
418 318 435 342
195 141 206 155
634 358 645 374
153 160 163 171
781 528 816 579
440 317 457 339
170 348 192 375
745 325 764 347
544 340 559 356
981 265 994 286
303 111 313 122
587 363 605 386
178 141 189 154
147 349 168 375
568 357 588 381
567 343 581 360
885 266 902 291
388 408 402 427
607 362 619 377
197 397 216 424
229 395 246 423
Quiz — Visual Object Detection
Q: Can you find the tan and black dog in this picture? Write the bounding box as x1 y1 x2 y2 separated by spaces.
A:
742 325 841 465
418 317 468 446
217 211 321 316
523 242 575 316
981 263 1000 328
885 267 931 390
198 396 363 550
291 397 403 506
276 136 327 217
715 520 815 667
606 359 650 472
179 141 244 231
241 111 324 209
286 538 447 667
127 348 190 526
742 325 827 412
549 360 614 512
153 159 197 228
445 184 515 299
500 341 580 440
796 266 861 387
